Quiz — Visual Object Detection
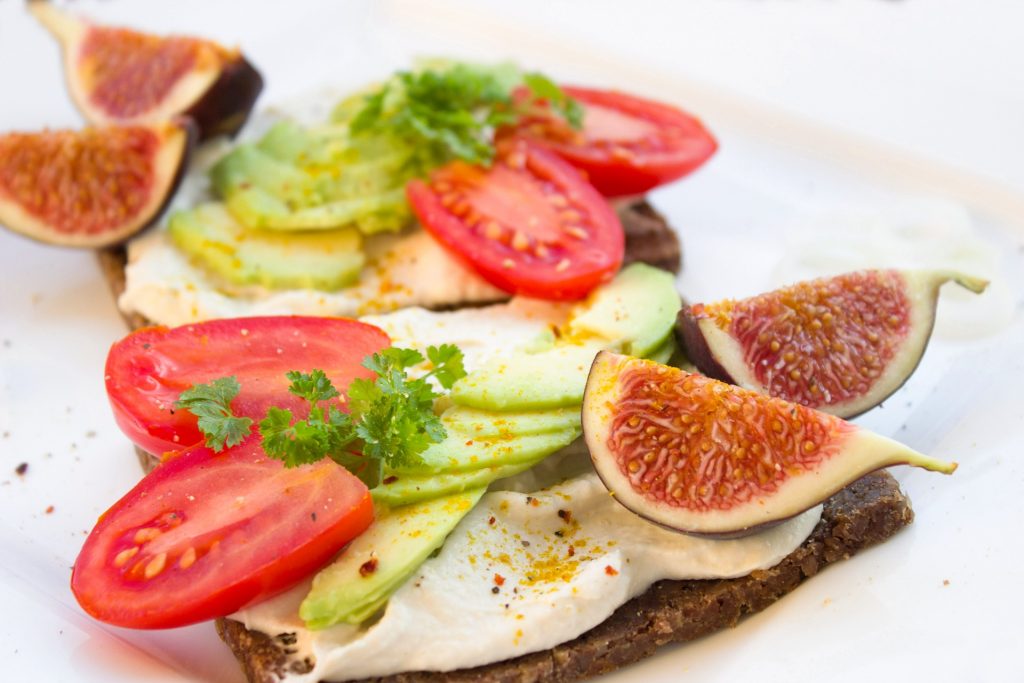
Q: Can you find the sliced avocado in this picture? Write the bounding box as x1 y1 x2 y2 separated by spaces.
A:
211 145 313 205
256 120 321 163
568 263 681 357
300 488 485 629
450 342 604 411
646 333 677 365
441 405 579 439
168 202 364 290
212 119 414 235
450 265 681 412
371 463 530 506
396 425 581 475
224 184 411 234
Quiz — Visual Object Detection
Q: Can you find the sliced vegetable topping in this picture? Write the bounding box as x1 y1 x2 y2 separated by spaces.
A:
407 139 624 300
509 86 718 197
71 436 374 629
105 316 390 456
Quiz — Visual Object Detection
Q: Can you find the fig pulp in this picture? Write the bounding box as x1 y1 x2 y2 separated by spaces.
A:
0 121 193 247
583 351 955 536
30 0 263 141
677 269 988 418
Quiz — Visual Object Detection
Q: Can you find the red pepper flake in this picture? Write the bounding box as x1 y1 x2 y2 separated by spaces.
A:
488 516 496 525
605 565 618 576
557 509 572 522
465 440 474 446
15 463 27 476
529 498 540 507
567 545 575 557
359 557 379 577
494 573 505 586
45 505 54 514
382 475 398 485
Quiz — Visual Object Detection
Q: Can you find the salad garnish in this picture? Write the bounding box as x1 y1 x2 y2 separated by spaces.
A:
174 345 467 481
173 376 253 451
348 61 582 170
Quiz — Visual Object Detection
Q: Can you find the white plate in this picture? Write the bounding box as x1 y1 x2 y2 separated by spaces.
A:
1 2 1023 682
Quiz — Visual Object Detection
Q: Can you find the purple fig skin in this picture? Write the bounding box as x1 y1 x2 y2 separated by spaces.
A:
0 118 197 249
674 304 736 385
184 55 264 142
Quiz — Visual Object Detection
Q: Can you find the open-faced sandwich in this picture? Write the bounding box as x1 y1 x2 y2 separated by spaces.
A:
0 4 991 682
88 262 981 683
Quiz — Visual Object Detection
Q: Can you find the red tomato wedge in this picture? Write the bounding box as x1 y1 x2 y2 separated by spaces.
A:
71 436 373 629
407 139 624 300
509 86 718 197
105 316 390 457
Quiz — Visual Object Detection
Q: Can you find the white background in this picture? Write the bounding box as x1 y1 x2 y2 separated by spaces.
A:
1 1 1022 682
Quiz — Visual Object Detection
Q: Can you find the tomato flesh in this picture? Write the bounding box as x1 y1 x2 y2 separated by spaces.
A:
71 436 374 629
510 86 718 197
408 140 624 300
105 316 390 456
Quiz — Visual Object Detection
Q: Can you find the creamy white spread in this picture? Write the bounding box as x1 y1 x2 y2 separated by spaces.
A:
235 473 820 682
222 304 820 681
120 228 507 327
362 298 572 375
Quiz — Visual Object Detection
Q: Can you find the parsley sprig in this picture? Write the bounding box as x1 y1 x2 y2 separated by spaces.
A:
174 377 253 451
348 62 583 170
175 346 467 483
348 344 466 470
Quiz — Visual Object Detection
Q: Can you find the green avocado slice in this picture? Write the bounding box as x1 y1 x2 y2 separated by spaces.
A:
450 264 682 412
370 464 531 507
300 488 485 629
168 202 365 291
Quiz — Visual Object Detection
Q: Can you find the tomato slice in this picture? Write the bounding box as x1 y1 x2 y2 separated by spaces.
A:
407 139 624 300
509 86 718 197
72 436 373 628
105 316 390 456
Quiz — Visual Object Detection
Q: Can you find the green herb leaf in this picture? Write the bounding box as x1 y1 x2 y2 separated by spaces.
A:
176 345 465 477
286 369 340 404
260 406 324 468
426 343 467 389
173 377 253 451
521 72 584 129
348 62 580 170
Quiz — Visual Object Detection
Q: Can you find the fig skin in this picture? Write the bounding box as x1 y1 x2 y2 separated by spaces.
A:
0 119 196 248
582 351 956 538
675 270 988 419
184 55 264 141
29 0 263 141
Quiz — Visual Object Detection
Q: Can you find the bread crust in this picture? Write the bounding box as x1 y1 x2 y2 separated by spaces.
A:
215 470 912 683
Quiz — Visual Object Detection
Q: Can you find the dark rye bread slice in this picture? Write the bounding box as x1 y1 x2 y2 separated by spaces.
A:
97 198 682 333
216 470 912 683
